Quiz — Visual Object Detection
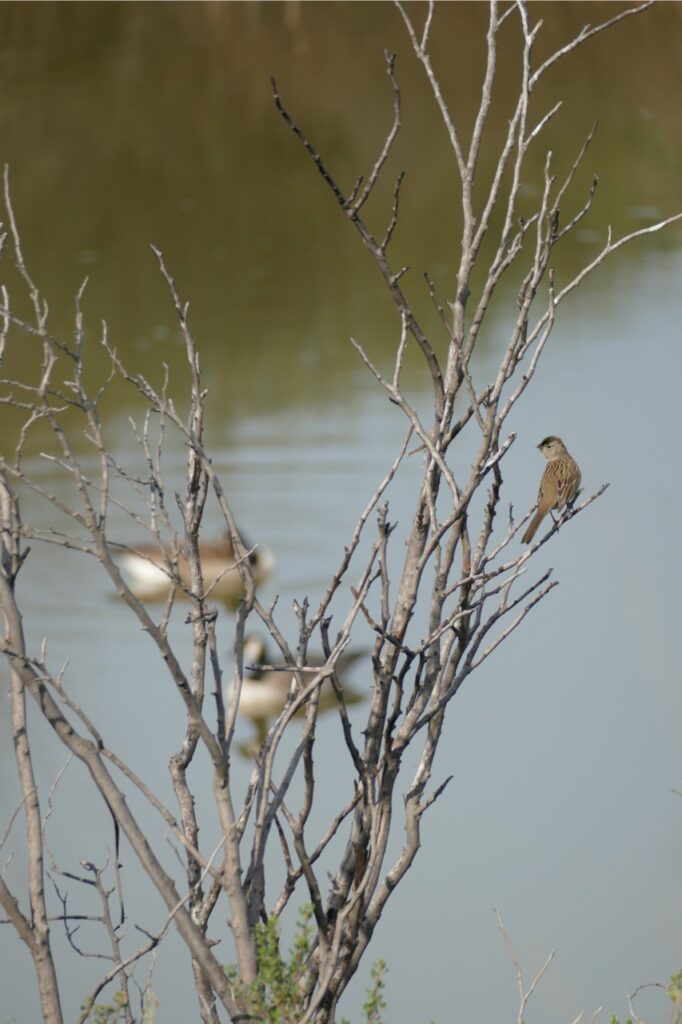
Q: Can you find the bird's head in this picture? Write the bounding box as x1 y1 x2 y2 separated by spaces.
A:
538 436 567 459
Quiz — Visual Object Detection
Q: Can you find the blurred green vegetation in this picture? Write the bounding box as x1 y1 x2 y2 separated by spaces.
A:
0 1 680 436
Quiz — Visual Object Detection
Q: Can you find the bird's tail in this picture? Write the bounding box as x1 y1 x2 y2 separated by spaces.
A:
521 509 544 545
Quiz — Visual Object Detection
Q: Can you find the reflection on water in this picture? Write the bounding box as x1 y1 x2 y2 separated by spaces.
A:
1 4 682 1024
1 2 681 430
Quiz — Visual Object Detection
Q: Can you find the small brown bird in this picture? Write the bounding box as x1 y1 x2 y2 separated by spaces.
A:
522 436 581 544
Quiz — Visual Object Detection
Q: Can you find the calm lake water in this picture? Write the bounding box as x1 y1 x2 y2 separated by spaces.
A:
1 4 682 1023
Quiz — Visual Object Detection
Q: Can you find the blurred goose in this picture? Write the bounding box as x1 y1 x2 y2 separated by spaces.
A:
228 633 365 724
118 532 274 609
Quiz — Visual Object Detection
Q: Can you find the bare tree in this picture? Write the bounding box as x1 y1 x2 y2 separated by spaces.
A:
1 3 679 1023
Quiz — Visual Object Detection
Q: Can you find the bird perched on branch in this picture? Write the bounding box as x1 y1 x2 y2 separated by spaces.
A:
521 436 581 544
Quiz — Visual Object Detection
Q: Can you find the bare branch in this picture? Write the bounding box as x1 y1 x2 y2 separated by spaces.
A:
496 909 555 1024
530 3 655 89
352 51 402 215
